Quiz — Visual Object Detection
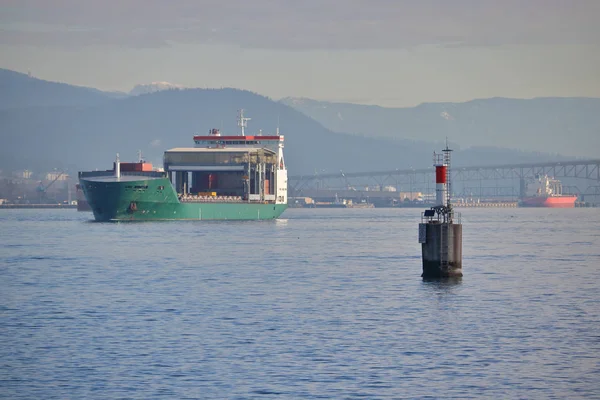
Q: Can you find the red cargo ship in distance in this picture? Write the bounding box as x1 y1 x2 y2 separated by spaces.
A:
520 174 577 208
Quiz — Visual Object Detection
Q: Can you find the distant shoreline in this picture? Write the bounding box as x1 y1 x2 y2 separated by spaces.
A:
0 204 77 209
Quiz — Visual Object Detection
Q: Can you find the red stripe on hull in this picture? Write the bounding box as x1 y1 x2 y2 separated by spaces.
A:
520 196 577 208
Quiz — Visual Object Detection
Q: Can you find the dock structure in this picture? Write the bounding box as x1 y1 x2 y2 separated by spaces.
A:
418 145 463 278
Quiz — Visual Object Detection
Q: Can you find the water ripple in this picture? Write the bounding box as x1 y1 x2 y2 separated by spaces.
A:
1 208 599 399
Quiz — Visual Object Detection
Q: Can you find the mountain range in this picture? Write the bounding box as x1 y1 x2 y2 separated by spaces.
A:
0 68 595 177
129 82 186 96
280 97 600 159
0 68 115 109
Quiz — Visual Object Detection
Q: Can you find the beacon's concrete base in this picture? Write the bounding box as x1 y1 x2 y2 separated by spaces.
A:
420 222 463 278
422 260 463 278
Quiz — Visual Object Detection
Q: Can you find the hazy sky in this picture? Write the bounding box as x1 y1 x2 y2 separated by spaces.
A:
1 0 599 107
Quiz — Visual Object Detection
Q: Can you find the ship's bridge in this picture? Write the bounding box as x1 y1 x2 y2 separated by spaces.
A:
193 134 284 154
164 147 277 172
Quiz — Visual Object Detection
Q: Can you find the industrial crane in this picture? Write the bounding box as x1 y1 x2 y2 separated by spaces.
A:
36 170 65 203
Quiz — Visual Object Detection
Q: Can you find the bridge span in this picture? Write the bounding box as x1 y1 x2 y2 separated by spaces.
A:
289 159 600 204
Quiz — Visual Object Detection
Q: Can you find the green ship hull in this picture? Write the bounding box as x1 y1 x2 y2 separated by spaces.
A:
80 176 287 222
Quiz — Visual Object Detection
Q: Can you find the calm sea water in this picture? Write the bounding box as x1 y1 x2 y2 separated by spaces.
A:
1 208 599 399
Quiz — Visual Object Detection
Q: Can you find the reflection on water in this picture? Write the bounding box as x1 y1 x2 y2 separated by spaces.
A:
422 276 463 287
274 218 289 226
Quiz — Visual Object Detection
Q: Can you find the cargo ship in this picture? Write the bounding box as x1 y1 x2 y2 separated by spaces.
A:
519 174 577 208
79 110 288 221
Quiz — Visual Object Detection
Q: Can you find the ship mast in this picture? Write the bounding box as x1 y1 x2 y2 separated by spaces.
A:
238 109 251 136
115 153 120 179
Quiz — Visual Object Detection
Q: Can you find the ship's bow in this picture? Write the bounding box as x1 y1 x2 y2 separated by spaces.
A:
80 179 129 221
80 176 174 221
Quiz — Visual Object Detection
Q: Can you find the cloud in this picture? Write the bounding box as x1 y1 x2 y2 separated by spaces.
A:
0 28 170 48
1 0 599 50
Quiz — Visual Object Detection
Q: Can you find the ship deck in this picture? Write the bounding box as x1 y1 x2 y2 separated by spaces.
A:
179 194 276 204
80 175 165 183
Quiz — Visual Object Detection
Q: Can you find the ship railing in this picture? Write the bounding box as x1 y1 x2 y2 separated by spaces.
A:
78 170 166 179
179 195 244 203
121 171 166 178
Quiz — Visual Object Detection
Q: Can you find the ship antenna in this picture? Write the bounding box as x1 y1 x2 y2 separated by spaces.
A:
276 114 280 135
238 109 251 136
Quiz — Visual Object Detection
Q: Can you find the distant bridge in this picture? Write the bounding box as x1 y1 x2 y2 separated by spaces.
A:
289 159 600 203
